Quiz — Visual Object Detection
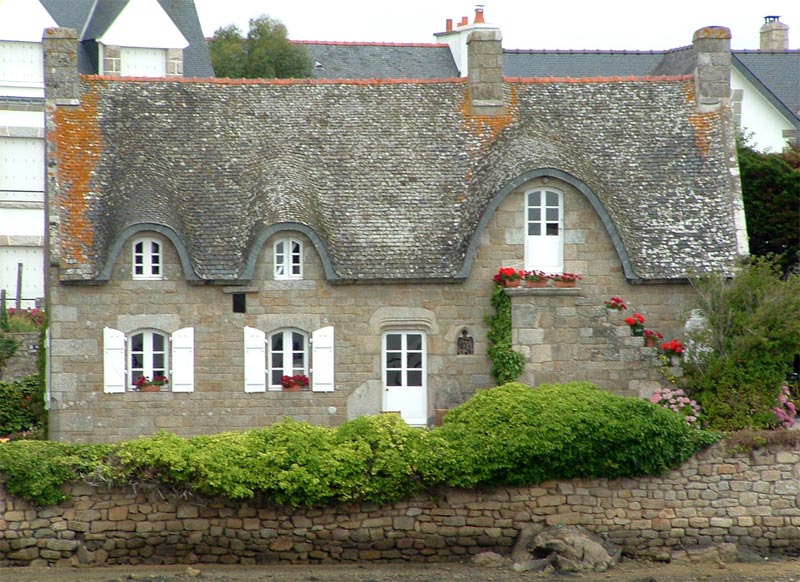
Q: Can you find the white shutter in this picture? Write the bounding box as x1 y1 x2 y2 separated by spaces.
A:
244 326 266 393
311 326 334 392
103 327 126 394
170 327 194 393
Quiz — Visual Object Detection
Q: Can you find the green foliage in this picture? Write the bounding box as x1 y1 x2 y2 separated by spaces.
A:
737 141 800 275
434 382 719 488
0 384 721 507
685 256 800 430
0 440 112 506
0 333 18 371
209 16 312 79
486 286 525 383
0 375 43 436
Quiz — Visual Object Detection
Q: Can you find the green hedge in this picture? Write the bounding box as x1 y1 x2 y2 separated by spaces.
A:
0 375 43 437
0 382 719 507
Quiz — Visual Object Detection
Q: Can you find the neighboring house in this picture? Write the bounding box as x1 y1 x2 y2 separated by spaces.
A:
44 10 748 443
305 13 800 152
0 0 212 308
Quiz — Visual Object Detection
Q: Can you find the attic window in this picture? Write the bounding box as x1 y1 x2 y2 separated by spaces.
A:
132 237 162 280
274 237 303 280
313 61 324 70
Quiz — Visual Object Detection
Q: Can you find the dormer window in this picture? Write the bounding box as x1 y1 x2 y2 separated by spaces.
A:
133 237 162 280
524 187 564 273
274 238 303 280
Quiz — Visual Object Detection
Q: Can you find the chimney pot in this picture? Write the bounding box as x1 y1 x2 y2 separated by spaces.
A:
474 6 485 24
446 18 453 33
459 16 469 27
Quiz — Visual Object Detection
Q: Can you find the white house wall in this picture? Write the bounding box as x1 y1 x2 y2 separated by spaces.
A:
0 0 56 42
98 0 188 49
732 67 795 152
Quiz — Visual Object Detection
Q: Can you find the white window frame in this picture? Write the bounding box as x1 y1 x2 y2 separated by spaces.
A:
382 331 426 390
524 187 564 274
274 237 303 280
129 329 169 389
132 237 163 280
103 326 194 393
243 326 334 393
268 328 309 390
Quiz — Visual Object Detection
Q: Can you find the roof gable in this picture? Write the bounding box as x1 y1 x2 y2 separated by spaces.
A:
0 0 57 42
95 0 188 49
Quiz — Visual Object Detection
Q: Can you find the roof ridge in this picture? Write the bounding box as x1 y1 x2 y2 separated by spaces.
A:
85 74 465 86
506 74 693 83
292 40 450 48
503 48 668 55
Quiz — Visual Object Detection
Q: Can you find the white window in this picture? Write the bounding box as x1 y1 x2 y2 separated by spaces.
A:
103 327 194 393
524 188 564 274
129 329 168 387
133 237 162 280
274 238 302 280
382 331 427 426
243 326 334 393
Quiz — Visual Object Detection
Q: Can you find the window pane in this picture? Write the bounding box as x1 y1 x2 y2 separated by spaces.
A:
407 370 422 387
153 354 164 369
546 223 559 236
275 241 284 254
528 224 541 236
528 208 540 221
546 208 559 221
528 191 540 206
407 334 423 351
131 353 143 368
292 332 304 351
293 352 304 368
271 333 283 351
385 352 401 369
152 334 164 351
546 191 559 206
271 370 282 386
386 370 402 386
131 333 144 351
407 352 422 369
386 334 401 350
134 242 143 253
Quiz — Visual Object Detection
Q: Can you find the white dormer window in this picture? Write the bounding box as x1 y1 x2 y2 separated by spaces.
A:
133 237 162 280
524 187 564 274
274 238 303 280
120 47 166 77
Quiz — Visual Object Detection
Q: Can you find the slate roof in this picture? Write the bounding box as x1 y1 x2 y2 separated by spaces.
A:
51 75 742 284
301 42 458 80
732 51 800 123
39 0 213 77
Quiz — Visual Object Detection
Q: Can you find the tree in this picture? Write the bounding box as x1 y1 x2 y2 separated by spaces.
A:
737 141 800 276
209 16 311 80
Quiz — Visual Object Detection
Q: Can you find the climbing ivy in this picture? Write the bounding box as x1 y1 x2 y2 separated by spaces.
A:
486 285 525 384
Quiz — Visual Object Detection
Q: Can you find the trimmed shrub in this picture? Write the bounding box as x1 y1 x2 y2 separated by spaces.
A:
434 382 720 488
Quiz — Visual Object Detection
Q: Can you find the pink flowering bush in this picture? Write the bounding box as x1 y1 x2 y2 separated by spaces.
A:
649 387 701 425
773 385 797 429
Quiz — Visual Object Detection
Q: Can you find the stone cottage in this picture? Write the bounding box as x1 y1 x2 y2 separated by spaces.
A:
44 20 746 442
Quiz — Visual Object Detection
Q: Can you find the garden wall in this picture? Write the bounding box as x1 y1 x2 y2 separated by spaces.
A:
1 441 798 568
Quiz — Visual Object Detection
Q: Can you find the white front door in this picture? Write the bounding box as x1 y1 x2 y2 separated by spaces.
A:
382 331 427 426
524 188 564 273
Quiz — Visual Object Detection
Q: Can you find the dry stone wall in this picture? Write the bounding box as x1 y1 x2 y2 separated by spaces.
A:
1 441 798 567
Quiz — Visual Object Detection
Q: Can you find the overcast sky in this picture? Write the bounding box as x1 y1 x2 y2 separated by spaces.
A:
194 0 800 51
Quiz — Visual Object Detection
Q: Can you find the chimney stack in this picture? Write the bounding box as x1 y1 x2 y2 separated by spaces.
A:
468 28 504 115
760 16 789 51
692 26 731 112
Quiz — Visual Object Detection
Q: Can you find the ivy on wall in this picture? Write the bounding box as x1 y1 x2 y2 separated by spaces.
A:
486 286 525 384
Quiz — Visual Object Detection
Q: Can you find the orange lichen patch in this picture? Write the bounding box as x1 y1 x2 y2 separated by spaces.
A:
459 84 519 148
47 84 102 271
681 79 720 159
84 74 466 86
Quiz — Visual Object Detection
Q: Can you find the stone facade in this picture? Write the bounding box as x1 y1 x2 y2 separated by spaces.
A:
0 332 39 382
0 441 797 567
47 173 690 443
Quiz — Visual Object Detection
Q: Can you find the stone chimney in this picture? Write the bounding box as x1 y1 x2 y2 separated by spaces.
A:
760 16 789 51
467 29 504 114
43 28 80 103
691 26 731 112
